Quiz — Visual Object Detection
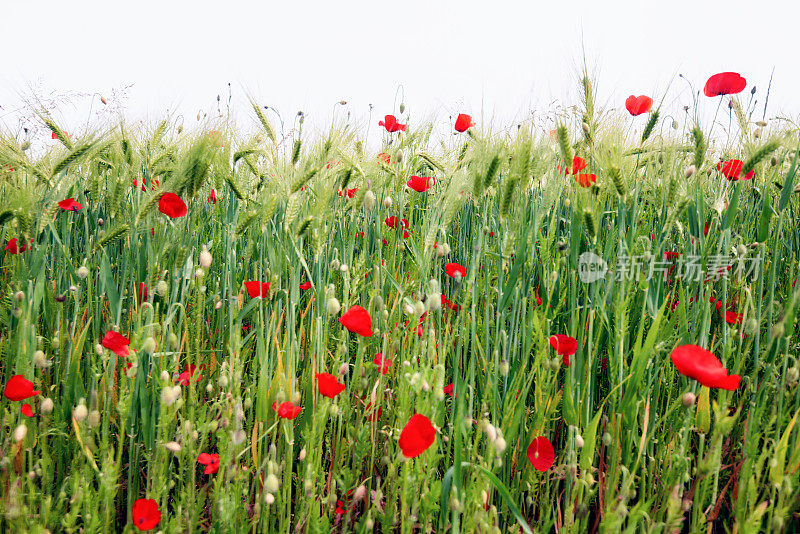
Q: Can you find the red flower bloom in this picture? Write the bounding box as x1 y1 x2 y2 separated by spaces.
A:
377 152 391 164
398 414 436 458
244 281 270 298
407 175 434 192
316 372 346 398
137 282 148 304
716 159 754 181
102 331 130 357
132 498 161 531
58 198 83 211
379 115 406 133
443 383 454 397
527 436 555 471
197 452 220 474
441 294 461 311
177 364 205 386
272 401 302 419
207 189 217 204
548 335 577 366
670 344 740 390
158 192 188 218
299 281 312 290
445 263 467 279
576 173 597 188
337 188 357 198
723 310 743 324
3 375 41 401
51 130 70 140
454 113 475 133
339 305 373 337
561 156 588 175
4 238 21 255
704 72 747 97
384 216 409 229
373 353 391 374
21 403 34 417
625 95 653 116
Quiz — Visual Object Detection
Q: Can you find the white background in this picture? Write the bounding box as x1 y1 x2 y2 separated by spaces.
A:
1 0 797 146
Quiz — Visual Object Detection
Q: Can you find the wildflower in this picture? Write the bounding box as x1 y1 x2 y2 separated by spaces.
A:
101 331 130 357
407 175 434 192
198 453 220 474
132 498 161 531
177 364 205 386
374 353 391 374
5 238 22 255
316 372 346 398
445 263 466 279
443 383 454 397
158 192 188 218
339 305 373 337
337 188 357 198
624 95 653 116
716 159 754 181
21 403 34 417
454 113 475 132
207 189 217 204
704 72 747 97
399 414 436 458
560 156 588 175
272 401 302 419
300 281 312 290
58 198 83 211
670 344 740 390
576 173 597 188
377 152 391 164
526 436 555 471
384 216 409 229
548 335 578 366
244 281 270 298
379 114 406 133
723 310 743 324
3 375 41 401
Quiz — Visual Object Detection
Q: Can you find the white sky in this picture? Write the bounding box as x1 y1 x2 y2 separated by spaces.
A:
1 0 798 146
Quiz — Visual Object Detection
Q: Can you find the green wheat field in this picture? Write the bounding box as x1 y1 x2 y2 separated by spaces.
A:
2 73 800 533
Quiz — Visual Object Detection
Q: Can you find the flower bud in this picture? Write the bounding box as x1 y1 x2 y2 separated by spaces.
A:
383 196 393 209
77 266 90 279
685 165 696 178
265 473 280 494
73 404 88 422
40 398 54 415
156 280 169 297
13 424 27 442
682 392 696 407
163 441 182 453
199 247 212 269
326 297 341 315
364 190 376 210
88 410 101 427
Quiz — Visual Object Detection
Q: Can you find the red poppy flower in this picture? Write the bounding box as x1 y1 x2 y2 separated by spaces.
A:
561 156 588 175
272 401 302 419
158 192 188 218
443 383 454 397
3 375 41 401
625 95 653 116
337 188 357 198
366 403 383 421
125 361 136 377
379 115 407 133
339 305 373 337
177 364 205 386
445 263 467 278
407 175 434 192
454 113 475 133
207 189 217 204
704 72 747 97
527 436 555 471
704 221 710 236
51 130 70 140
197 452 220 474
4 238 20 255
441 294 461 311
716 159 754 181
548 335 577 366
670 344 740 390
137 282 148 304
102 331 130 357
576 173 597 188
384 216 409 229
300 281 312 290
373 353 391 374
398 414 436 458
377 152 391 164
244 281 270 298
58 198 83 211
723 310 743 324
132 498 161 531
325 159 341 169
316 372 346 398
21 403 34 417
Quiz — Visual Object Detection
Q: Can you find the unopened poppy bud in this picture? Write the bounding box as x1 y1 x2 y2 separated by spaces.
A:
199 247 212 269
14 424 27 442
40 397 54 415
219 375 229 388
88 410 100 427
399 103 405 113
265 473 280 493
298 448 306 461
21 140 30 151
364 190 376 210
682 392 696 407
338 363 349 376
168 332 178 348
564 198 571 208
483 421 497 442
163 441 181 452
160 370 170 382
339 264 348 273
97 218 104 226
575 435 585 448
499 360 509 376
141 337 156 355
264 493 275 505
326 297 341 315
582 122 590 134
602 432 612 446
77 266 90 279
756 120 767 127
685 165 696 177
414 301 426 316
155 280 168 297
383 196 393 209
74 404 88 422
330 259 340 270
736 244 747 257
14 291 24 302
205 382 214 394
